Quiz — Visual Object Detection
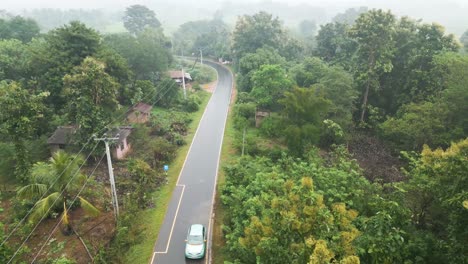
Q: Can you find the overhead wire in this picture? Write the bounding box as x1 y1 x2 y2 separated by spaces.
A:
0 67 178 249
29 152 107 264
7 142 99 264
4 56 188 260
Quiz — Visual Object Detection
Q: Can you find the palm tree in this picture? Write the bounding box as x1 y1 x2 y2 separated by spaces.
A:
17 150 99 234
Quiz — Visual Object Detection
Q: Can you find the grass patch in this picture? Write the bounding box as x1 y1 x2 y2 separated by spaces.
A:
211 98 237 264
124 91 211 263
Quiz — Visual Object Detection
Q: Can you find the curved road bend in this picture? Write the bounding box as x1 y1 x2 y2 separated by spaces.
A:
151 61 233 264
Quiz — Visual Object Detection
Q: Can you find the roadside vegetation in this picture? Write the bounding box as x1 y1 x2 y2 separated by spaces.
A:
214 8 467 264
0 3 467 264
0 5 216 263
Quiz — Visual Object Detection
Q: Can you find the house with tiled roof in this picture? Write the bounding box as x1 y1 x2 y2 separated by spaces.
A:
47 125 78 153
127 102 152 124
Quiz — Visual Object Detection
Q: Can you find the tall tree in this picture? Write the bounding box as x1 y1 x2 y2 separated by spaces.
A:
250 64 292 110
0 16 40 43
104 29 171 83
279 87 331 156
123 5 161 36
232 11 285 59
314 22 356 69
237 46 286 92
349 9 396 123
63 57 119 144
0 81 48 181
29 21 101 111
0 39 29 81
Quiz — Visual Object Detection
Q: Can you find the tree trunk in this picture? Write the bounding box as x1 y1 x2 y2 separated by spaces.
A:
360 52 376 123
360 78 371 123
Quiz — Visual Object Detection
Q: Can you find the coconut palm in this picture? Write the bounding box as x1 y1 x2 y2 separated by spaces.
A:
17 150 99 232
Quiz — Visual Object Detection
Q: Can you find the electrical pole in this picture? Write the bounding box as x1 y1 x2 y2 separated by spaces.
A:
94 134 120 223
200 49 203 65
242 126 246 156
182 68 186 99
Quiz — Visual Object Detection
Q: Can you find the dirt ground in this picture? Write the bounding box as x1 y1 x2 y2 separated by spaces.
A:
22 208 115 263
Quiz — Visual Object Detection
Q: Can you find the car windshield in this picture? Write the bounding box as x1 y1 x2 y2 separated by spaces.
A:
187 235 204 245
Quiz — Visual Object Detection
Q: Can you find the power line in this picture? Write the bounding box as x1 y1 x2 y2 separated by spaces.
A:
30 152 107 264
4 70 180 259
7 143 100 264
0 76 176 248
28 81 180 262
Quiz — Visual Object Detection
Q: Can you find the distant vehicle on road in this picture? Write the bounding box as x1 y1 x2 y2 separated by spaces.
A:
185 224 206 259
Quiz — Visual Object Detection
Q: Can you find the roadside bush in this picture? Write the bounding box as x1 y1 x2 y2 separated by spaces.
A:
233 102 256 130
190 66 216 83
192 81 202 91
182 95 200 112
258 115 283 137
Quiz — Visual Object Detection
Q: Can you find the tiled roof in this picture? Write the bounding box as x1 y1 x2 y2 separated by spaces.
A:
47 125 78 145
168 70 192 80
133 102 152 113
108 126 133 143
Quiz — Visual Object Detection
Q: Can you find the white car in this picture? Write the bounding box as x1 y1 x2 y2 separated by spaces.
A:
185 224 207 259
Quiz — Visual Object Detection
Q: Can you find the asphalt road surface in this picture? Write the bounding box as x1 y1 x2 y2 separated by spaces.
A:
151 61 233 264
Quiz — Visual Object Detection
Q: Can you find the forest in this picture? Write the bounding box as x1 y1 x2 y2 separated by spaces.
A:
1 3 467 264
215 7 467 264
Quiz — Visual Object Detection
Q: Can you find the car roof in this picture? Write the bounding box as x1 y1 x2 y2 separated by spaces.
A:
189 224 204 236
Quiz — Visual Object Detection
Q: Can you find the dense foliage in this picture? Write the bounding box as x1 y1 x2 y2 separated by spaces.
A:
223 8 467 264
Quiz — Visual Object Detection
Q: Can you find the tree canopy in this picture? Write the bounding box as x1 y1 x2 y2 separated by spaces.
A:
123 5 161 36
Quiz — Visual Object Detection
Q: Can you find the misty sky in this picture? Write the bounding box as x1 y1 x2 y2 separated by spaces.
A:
3 0 468 36
4 0 467 10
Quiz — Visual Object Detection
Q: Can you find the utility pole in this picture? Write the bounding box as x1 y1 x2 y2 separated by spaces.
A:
182 68 186 99
242 126 246 156
200 49 203 65
94 134 120 223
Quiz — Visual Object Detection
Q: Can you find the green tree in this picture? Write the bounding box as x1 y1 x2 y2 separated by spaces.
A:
174 19 231 59
238 46 286 92
0 39 29 81
379 101 449 150
279 87 331 156
298 20 316 39
127 159 159 208
0 81 48 181
104 30 171 83
123 5 161 36
29 21 101 111
63 57 119 144
250 64 292 110
221 154 365 264
290 57 357 128
349 9 396 123
232 11 285 59
402 139 468 263
332 7 368 25
17 151 99 230
315 22 356 68
0 16 39 43
461 29 468 52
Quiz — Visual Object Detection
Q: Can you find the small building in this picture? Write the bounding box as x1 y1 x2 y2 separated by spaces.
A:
127 102 152 124
169 70 192 84
47 125 78 153
108 126 133 160
255 111 270 128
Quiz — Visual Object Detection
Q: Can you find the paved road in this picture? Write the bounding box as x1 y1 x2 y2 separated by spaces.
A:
151 61 232 264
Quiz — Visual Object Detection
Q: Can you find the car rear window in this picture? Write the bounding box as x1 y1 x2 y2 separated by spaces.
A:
188 235 204 244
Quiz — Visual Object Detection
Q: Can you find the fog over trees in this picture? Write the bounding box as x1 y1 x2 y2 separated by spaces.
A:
3 0 468 36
